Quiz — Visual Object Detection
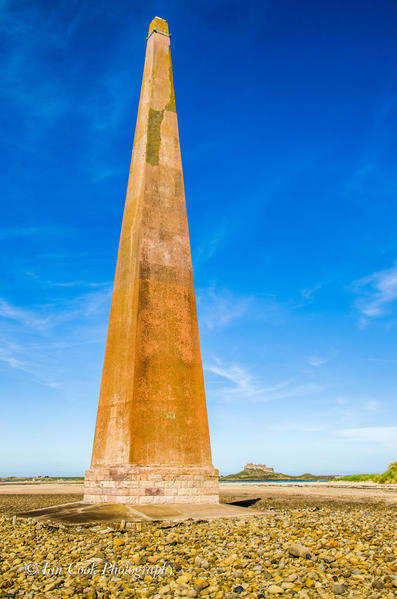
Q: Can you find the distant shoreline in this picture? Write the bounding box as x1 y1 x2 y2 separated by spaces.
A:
220 478 329 483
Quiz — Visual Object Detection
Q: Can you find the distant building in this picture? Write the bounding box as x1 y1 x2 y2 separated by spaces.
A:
245 463 274 473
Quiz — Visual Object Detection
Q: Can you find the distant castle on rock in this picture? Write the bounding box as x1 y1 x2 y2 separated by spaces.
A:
245 463 274 473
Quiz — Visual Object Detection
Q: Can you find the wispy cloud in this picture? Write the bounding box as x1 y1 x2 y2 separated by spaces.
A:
364 400 380 413
0 339 60 388
196 287 251 330
267 423 325 434
294 283 322 309
329 396 382 421
0 287 111 332
345 162 397 199
0 343 26 370
0 300 51 330
334 426 397 448
300 284 321 302
206 358 323 403
48 280 110 289
0 2 77 130
344 69 397 201
194 227 229 264
196 286 287 330
0 226 78 240
306 354 328 367
0 0 135 144
368 357 397 363
353 263 397 327
0 286 111 393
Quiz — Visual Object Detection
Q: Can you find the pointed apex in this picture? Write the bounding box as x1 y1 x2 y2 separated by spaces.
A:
148 17 169 37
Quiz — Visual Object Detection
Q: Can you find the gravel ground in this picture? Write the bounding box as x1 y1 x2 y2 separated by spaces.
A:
0 495 83 516
1 499 396 598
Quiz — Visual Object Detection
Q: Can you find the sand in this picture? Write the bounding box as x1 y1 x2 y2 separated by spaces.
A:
220 481 397 506
1 481 396 505
0 483 84 495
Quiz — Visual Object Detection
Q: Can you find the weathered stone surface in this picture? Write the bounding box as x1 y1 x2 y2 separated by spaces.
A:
84 17 218 504
331 583 347 594
288 543 312 559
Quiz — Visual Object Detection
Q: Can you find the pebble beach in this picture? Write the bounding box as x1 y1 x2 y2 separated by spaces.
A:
0 484 396 598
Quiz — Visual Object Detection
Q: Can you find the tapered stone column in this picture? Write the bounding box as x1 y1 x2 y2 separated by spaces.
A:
84 17 219 504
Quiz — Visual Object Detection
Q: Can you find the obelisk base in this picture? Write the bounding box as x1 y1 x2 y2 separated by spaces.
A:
84 465 219 505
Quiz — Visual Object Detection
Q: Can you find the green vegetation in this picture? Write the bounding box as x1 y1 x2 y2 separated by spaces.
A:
221 469 287 481
340 474 376 482
220 468 334 481
340 461 397 484
377 461 397 482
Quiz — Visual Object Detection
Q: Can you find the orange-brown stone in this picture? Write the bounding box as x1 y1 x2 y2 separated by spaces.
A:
84 17 219 504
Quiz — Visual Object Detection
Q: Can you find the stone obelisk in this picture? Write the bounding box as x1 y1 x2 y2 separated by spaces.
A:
84 17 219 504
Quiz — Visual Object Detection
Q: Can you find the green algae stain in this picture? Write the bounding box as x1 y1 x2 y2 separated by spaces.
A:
146 108 164 166
165 49 176 112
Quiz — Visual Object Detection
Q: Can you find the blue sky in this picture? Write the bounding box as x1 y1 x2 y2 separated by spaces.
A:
1 0 397 476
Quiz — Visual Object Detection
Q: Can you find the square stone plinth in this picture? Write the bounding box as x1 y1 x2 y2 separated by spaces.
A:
17 501 260 527
84 465 219 505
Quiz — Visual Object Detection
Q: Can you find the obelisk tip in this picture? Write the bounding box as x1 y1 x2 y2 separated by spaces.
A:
148 17 169 36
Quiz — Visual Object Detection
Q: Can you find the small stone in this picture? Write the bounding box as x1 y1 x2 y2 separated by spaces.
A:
268 585 284 594
321 554 336 563
193 579 209 591
233 586 244 594
288 543 311 559
88 557 104 565
331 583 347 595
97 527 113 535
113 537 124 547
371 580 384 590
